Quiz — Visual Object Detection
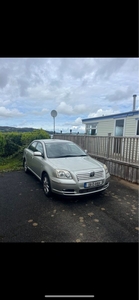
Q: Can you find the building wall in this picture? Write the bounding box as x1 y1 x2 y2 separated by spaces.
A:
84 115 138 137
97 119 115 136
125 116 137 136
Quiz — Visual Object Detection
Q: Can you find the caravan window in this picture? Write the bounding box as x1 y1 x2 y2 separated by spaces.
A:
115 119 124 136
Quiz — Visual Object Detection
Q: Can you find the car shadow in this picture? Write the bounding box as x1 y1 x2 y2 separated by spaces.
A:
50 190 106 205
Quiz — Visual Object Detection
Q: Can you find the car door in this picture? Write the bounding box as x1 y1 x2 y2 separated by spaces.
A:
26 141 38 170
31 141 45 177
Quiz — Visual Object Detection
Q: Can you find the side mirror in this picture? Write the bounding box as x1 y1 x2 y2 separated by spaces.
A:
33 151 42 156
84 149 88 153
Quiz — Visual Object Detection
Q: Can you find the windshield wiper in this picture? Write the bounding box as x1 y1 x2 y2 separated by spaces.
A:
59 155 76 157
48 156 62 158
60 154 87 157
48 154 87 158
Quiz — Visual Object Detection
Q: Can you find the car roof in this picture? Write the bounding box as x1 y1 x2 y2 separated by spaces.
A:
33 139 73 144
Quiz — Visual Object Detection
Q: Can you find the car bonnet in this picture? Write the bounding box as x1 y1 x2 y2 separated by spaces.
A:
48 155 103 171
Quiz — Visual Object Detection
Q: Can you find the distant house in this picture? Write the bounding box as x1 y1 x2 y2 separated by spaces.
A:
82 95 139 137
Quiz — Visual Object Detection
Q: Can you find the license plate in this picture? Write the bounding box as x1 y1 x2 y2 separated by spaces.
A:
84 180 103 188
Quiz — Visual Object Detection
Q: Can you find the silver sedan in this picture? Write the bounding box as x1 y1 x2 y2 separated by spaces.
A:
23 139 110 197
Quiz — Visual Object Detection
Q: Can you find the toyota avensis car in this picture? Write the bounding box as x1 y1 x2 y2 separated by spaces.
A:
23 139 110 197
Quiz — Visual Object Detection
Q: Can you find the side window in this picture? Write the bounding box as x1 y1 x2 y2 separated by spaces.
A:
86 123 97 135
36 142 44 155
115 119 124 136
28 141 37 152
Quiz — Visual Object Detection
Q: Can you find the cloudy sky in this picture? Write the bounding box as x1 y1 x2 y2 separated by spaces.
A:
0 57 138 133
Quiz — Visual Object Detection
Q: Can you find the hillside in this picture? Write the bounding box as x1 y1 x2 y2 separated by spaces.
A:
0 126 54 134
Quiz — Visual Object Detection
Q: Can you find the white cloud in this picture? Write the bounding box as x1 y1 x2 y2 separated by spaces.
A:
94 58 128 80
74 104 86 113
88 108 120 118
57 102 88 116
32 108 49 115
73 117 82 125
0 107 23 118
27 85 52 100
0 57 138 132
57 102 73 115
0 99 11 106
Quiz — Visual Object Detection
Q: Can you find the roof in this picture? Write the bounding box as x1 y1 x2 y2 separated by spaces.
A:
33 139 73 143
82 110 139 123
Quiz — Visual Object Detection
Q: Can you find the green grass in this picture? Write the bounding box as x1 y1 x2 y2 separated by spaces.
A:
0 153 23 172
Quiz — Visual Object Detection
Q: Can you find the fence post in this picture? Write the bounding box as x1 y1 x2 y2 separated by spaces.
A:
84 134 87 150
107 133 111 158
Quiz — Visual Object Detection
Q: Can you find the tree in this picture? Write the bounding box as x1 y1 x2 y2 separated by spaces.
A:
0 133 6 156
21 129 50 146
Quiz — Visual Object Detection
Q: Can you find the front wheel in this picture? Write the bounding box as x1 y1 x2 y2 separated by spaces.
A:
42 173 52 197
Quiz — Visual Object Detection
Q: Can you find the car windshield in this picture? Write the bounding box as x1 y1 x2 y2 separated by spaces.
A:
45 142 87 158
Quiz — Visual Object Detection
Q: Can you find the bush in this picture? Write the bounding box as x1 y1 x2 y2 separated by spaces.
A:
0 129 50 158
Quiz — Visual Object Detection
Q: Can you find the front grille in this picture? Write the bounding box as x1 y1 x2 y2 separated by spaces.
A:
76 170 103 181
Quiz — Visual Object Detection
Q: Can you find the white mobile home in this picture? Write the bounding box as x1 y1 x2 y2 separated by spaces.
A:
82 96 139 161
82 109 139 137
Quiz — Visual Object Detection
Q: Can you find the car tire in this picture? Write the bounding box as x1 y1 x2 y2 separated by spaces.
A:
23 159 28 173
42 172 52 197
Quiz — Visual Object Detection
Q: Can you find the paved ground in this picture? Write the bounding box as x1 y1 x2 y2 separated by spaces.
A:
0 170 138 299
0 170 138 242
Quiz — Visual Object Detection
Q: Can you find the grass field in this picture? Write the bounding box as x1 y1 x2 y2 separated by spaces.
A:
0 153 23 172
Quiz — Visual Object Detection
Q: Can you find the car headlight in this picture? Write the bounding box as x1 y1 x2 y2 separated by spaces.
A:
56 169 72 179
103 164 109 174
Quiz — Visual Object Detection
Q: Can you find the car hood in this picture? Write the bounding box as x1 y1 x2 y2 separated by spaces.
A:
48 155 104 171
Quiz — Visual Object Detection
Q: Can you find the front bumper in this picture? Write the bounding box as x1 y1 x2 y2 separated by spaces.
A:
51 175 110 196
